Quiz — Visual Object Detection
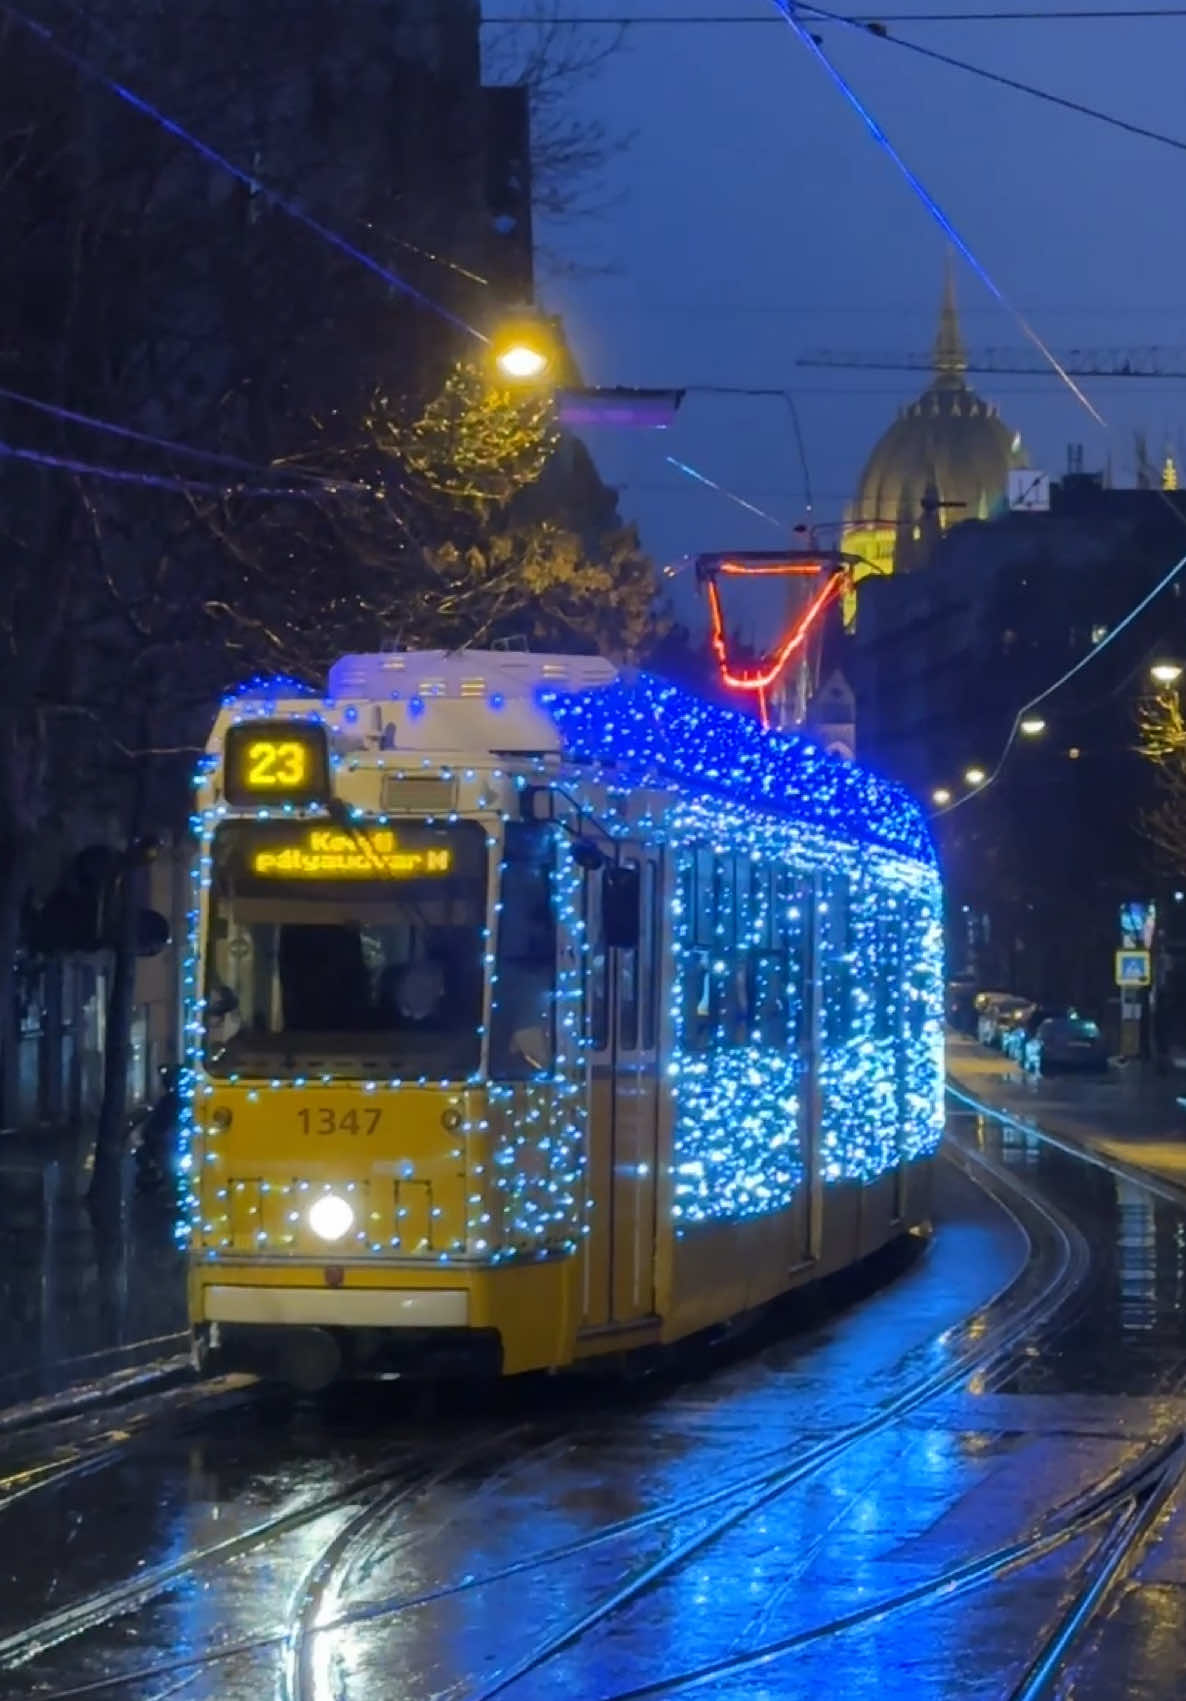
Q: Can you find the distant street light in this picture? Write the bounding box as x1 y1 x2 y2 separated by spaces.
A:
1019 715 1047 736
932 787 952 806
1150 661 1183 687
964 767 987 787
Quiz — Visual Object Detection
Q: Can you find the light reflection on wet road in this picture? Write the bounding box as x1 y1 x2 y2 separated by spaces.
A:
4 1102 1186 1701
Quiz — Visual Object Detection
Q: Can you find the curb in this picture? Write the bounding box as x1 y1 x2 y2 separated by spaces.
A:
0 1352 192 1437
946 1076 1186 1212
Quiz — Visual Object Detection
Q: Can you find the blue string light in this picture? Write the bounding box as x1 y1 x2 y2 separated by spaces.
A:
542 673 936 865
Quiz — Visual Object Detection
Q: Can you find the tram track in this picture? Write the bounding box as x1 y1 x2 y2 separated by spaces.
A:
2 1134 1093 1699
0 1423 542 1673
584 1430 1186 1701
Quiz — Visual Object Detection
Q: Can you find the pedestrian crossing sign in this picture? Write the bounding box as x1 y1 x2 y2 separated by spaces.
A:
1115 949 1151 987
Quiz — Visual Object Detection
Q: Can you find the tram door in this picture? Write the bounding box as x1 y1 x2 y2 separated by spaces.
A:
581 848 661 1329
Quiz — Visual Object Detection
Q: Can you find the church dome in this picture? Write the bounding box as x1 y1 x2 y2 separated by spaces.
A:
850 264 1024 568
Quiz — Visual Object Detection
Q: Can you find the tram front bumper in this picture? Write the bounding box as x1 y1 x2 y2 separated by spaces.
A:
200 1283 469 1330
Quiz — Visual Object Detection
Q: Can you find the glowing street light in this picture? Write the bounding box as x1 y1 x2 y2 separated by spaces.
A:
1019 715 1047 736
1150 661 1183 688
489 307 559 386
932 787 952 806
964 766 987 787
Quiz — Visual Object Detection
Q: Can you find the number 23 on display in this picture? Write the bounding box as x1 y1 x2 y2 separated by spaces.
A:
298 1107 382 1136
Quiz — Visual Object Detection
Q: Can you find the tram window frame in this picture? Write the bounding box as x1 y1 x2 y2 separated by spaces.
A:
642 861 660 1053
693 848 715 947
682 947 712 1054
618 856 642 1052
735 857 752 946
714 855 735 948
489 821 558 1082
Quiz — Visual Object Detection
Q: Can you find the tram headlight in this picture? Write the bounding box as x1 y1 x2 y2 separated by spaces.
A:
308 1193 354 1243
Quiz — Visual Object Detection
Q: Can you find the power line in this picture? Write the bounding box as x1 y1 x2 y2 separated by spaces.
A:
484 9 1186 21
664 454 789 530
4 5 486 342
0 384 370 492
0 438 346 499
771 2 1106 426
932 548 1186 817
805 2 1186 158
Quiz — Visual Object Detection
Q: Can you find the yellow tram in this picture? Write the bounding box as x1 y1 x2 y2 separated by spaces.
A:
185 651 944 1387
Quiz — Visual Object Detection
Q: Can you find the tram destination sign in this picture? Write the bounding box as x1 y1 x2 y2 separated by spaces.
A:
217 818 485 885
222 720 331 808
250 826 454 880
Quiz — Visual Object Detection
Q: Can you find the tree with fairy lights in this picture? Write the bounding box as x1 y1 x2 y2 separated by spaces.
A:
209 361 659 671
1137 687 1186 873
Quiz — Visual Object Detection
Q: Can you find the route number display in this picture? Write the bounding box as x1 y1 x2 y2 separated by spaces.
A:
223 720 331 807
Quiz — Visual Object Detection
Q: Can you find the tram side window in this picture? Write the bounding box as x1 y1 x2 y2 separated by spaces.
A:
820 873 853 1048
875 907 904 1042
746 951 788 1048
618 857 641 1050
776 867 811 1051
490 823 556 1079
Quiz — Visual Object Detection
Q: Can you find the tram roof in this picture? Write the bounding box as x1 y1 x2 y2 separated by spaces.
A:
220 652 935 867
542 670 936 868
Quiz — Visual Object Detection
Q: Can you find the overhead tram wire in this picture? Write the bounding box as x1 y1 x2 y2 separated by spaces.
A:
0 384 372 494
664 455 790 532
768 2 1106 426
3 4 488 343
802 2 1186 158
0 440 343 499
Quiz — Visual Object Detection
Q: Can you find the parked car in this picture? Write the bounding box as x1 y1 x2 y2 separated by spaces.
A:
1023 1013 1109 1076
978 994 1034 1049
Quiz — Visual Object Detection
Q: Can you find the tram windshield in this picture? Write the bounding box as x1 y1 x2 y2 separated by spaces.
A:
203 819 487 1079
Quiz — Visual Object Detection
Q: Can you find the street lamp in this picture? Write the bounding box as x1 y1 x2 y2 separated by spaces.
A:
1019 715 1047 736
932 787 952 806
489 308 560 385
1150 661 1183 688
964 767 987 787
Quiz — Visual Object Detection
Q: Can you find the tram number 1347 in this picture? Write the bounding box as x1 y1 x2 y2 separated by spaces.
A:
297 1107 382 1136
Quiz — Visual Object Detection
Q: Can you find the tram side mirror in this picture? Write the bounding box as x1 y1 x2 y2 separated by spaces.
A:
602 864 640 951
571 837 604 872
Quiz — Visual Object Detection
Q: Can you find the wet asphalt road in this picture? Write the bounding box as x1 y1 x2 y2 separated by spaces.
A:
3 1100 1186 1701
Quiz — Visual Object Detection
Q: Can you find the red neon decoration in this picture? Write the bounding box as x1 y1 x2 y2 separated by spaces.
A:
707 573 843 694
717 560 822 578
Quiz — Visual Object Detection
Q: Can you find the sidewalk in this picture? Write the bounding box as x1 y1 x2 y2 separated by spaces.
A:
947 1033 1186 1196
0 1124 187 1413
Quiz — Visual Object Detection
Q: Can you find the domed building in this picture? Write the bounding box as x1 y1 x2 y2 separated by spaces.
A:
844 262 1025 584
